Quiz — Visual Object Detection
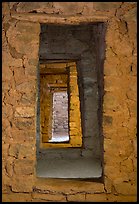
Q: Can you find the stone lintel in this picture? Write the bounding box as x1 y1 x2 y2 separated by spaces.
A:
11 13 109 24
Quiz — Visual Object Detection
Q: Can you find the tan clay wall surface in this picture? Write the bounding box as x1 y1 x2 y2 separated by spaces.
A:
2 2 137 202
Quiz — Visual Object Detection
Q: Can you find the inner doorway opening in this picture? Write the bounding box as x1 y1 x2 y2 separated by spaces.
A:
49 91 69 143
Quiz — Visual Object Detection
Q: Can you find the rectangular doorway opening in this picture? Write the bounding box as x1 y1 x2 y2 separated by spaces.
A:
50 91 69 143
49 91 69 142
39 61 82 148
36 23 106 179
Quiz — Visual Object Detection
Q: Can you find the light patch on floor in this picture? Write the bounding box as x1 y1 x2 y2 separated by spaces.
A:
36 158 102 178
49 133 69 142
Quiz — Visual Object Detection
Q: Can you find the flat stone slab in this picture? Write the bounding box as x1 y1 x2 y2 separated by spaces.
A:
36 158 102 178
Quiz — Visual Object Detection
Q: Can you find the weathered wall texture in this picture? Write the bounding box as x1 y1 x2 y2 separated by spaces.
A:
2 2 137 202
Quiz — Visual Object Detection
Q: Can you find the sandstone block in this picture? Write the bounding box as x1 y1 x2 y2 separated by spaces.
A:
34 178 105 194
103 92 119 111
104 139 120 157
119 140 133 158
120 157 134 173
116 195 137 202
6 21 40 56
82 3 94 15
15 107 35 118
3 126 15 145
3 89 22 106
32 193 66 201
104 165 122 180
5 157 14 177
16 80 36 93
2 143 9 158
18 38 39 56
127 117 136 137
2 118 11 130
16 2 53 13
128 171 137 185
108 111 129 129
2 183 11 194
104 49 120 69
94 2 120 11
104 61 118 76
2 2 10 16
129 63 137 76
133 158 137 171
8 144 20 158
86 193 107 202
8 20 40 36
9 2 18 9
104 76 128 91
2 47 23 68
2 81 12 91
118 20 128 35
2 103 13 119
106 194 137 202
14 160 34 175
8 42 24 59
32 199 48 202
114 36 133 57
14 118 35 130
123 7 137 22
104 177 112 193
104 154 122 167
23 60 37 78
126 77 137 100
115 127 128 140
10 130 35 143
28 58 38 66
16 20 40 35
2 169 12 187
14 67 25 85
18 144 35 160
25 65 37 76
53 2 85 15
2 65 13 81
67 193 85 202
2 193 32 202
103 128 117 139
127 21 137 45
133 137 137 157
12 175 34 192
20 92 36 105
114 181 137 195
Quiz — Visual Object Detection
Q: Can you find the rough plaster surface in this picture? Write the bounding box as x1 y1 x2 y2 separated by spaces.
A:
2 2 137 202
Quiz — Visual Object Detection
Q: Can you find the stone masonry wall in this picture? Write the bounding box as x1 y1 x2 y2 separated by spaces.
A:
2 2 137 202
